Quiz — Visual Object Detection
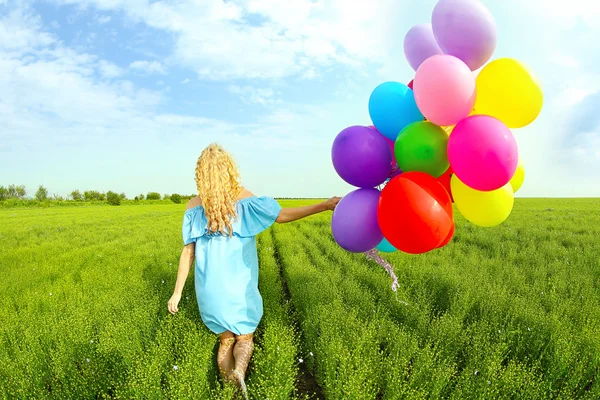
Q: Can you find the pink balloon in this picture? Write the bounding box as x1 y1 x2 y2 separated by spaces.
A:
447 115 518 191
413 55 476 126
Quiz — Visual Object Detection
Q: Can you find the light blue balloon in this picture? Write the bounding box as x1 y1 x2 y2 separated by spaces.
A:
368 82 424 141
377 237 397 253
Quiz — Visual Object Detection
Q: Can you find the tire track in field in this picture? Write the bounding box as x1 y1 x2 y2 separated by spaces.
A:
269 227 325 400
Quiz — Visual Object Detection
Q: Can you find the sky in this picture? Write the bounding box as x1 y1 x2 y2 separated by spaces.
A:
1 0 599 198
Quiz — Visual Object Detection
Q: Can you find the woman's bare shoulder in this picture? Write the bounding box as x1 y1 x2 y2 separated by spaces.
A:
186 195 202 210
237 188 255 200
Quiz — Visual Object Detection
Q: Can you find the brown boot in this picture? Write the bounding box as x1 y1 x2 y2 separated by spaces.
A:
231 333 254 400
217 334 236 383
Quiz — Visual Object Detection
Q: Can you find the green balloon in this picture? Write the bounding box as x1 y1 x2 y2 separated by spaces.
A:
394 121 449 178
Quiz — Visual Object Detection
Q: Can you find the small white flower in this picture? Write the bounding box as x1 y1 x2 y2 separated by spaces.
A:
277 347 280 351
309 352 314 357
527 327 531 331
173 365 179 371
90 340 94 343
541 292 544 295
161 280 165 284
474 370 479 375
86 358 90 363
186 296 189 300
498 329 501 334
49 293 52 296
298 358 304 363
487 380 491 385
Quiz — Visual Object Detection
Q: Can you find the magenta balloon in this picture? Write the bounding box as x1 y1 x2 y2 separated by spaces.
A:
447 115 518 191
403 23 444 71
331 188 384 253
332 125 392 188
432 0 497 71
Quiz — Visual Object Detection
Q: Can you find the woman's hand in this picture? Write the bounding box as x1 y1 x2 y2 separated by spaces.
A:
324 196 341 211
168 292 182 315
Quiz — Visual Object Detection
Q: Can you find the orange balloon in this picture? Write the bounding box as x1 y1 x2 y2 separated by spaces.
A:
378 172 454 254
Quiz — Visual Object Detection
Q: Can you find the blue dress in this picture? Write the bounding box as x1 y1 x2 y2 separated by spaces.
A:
182 196 282 335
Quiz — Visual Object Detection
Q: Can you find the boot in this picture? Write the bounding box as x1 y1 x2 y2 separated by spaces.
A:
217 335 236 383
231 333 254 400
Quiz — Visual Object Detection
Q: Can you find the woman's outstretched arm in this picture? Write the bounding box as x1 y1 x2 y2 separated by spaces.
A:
168 242 195 314
276 197 340 224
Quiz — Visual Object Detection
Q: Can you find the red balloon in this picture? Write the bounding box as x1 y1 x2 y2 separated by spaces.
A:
378 172 453 254
408 80 414 90
437 222 455 248
437 166 454 202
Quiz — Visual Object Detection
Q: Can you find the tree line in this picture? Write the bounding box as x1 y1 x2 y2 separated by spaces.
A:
0 184 195 206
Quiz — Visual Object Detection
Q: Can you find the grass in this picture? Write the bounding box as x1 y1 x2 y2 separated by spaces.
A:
0 199 599 399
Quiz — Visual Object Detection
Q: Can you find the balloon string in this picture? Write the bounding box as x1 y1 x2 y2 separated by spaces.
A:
364 248 399 292
389 164 400 179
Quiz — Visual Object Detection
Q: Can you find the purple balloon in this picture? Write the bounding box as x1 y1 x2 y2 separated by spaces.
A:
332 125 392 188
331 188 383 253
403 23 444 71
432 0 497 71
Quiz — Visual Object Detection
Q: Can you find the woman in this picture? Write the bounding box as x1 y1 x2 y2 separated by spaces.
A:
167 143 340 398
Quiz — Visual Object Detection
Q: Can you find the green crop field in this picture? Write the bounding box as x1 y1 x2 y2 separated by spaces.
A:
1 199 599 399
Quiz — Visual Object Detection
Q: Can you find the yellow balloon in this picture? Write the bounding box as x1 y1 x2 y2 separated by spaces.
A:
510 158 525 193
442 125 454 135
475 58 543 128
451 174 514 227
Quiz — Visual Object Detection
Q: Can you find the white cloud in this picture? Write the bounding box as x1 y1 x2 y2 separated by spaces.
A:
180 78 190 84
549 51 580 69
228 85 281 106
97 60 124 78
129 60 166 75
520 0 600 30
47 0 406 81
95 14 111 24
0 8 55 53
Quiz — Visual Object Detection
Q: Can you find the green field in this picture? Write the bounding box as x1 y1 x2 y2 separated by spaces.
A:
1 199 599 399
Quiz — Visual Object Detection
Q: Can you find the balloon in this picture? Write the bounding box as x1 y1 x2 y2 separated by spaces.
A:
332 125 392 188
394 121 449 178
451 174 514 227
432 0 497 71
332 188 384 253
437 223 455 248
437 166 454 202
448 115 518 191
367 125 399 171
404 23 444 71
442 125 454 135
378 172 453 254
413 55 476 126
510 158 525 193
368 82 424 141
475 58 543 128
377 238 397 253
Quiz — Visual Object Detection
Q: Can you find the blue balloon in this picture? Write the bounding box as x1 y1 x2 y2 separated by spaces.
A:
368 82 424 141
377 237 397 253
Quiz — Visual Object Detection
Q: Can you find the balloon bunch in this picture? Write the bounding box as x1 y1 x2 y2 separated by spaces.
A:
331 0 542 257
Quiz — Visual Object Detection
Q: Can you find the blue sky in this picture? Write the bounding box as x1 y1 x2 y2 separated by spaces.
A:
1 0 599 198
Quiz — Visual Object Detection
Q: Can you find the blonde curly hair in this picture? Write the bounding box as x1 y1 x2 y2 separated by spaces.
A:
195 143 242 236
